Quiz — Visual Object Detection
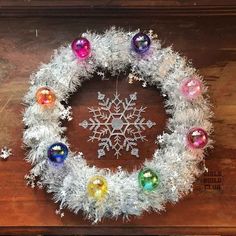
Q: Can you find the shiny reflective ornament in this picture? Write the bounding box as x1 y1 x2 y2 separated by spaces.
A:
87 176 108 201
139 168 159 192
132 32 151 54
36 87 56 107
181 77 202 100
187 128 208 149
48 142 68 164
71 37 91 59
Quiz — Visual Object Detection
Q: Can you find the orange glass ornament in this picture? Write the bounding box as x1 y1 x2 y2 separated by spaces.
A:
36 87 56 107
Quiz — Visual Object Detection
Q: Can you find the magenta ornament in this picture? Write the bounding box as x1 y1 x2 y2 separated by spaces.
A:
71 37 91 59
181 77 202 100
187 128 208 149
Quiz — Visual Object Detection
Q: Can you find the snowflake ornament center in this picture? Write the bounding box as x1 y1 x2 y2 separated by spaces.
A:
111 118 124 130
79 91 156 159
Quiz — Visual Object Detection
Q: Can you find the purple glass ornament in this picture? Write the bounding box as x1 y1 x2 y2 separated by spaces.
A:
187 128 208 149
71 37 91 59
132 33 151 54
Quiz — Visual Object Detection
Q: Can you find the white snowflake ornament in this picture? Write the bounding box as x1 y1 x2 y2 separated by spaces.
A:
60 106 73 121
79 91 156 158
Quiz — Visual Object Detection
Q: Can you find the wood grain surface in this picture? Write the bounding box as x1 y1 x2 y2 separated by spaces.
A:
0 14 235 235
1 0 236 17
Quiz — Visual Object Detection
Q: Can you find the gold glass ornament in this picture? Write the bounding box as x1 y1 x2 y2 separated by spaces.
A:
87 176 108 201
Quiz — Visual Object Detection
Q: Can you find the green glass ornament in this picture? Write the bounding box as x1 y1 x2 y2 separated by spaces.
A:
139 168 159 192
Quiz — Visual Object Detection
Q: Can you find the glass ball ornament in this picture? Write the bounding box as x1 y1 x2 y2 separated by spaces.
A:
187 128 208 149
181 77 202 100
87 176 108 201
48 142 68 164
138 168 159 192
71 37 91 59
132 32 151 54
36 87 56 107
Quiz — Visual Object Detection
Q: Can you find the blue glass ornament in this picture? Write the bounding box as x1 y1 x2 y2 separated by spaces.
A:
132 33 151 54
48 142 68 164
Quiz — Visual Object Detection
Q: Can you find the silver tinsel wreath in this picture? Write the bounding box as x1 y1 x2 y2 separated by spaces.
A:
23 27 213 223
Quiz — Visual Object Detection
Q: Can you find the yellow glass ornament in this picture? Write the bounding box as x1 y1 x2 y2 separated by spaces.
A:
87 176 108 201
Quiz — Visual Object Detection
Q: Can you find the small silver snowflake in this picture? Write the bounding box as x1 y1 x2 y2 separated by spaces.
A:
36 181 43 189
25 173 36 188
142 81 147 87
96 71 106 80
79 91 156 158
73 152 84 161
0 147 12 159
60 106 73 121
156 135 165 144
55 208 65 218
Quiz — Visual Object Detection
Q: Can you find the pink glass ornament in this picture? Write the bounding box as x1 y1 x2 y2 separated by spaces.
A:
71 37 91 59
187 128 208 149
181 77 202 100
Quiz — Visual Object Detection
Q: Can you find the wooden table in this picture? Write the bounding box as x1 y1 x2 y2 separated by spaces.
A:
0 1 236 235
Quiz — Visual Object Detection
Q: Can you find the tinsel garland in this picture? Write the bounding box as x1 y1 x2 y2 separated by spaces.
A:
23 27 213 223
